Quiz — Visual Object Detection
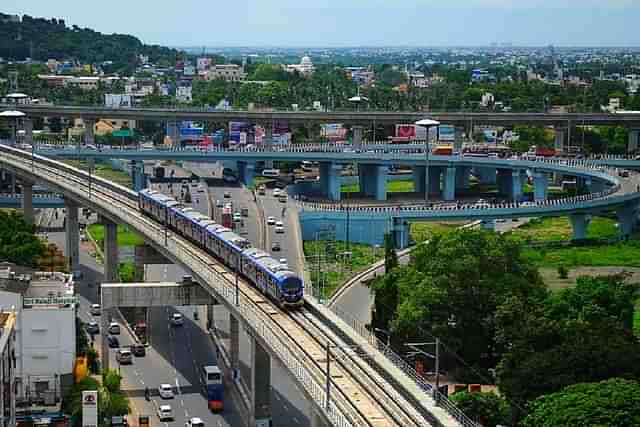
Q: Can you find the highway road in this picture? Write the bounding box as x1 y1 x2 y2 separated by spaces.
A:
150 162 312 427
36 207 243 427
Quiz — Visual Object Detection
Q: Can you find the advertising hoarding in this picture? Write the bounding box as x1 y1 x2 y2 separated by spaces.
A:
82 390 98 427
438 125 455 142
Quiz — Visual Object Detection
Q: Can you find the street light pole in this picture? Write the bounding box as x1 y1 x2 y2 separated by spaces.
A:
415 119 440 206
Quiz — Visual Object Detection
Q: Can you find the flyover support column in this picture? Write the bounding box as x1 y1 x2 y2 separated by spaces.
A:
65 198 80 273
372 165 388 201
166 121 180 149
392 218 410 249
617 202 638 240
569 213 591 240
477 167 497 185
496 169 511 197
102 217 119 283
412 166 426 195
428 167 442 197
23 118 33 146
352 126 363 148
443 166 456 201
20 179 34 224
533 171 549 202
554 127 566 152
230 314 240 380
263 124 274 169
628 129 640 153
249 336 271 427
455 166 471 191
319 162 342 201
238 161 256 188
511 170 523 202
131 160 148 192
84 119 95 146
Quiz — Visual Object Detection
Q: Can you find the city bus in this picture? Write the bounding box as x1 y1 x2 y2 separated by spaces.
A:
202 365 223 412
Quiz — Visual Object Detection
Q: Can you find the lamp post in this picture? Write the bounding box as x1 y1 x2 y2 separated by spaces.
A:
406 339 441 400
415 119 440 205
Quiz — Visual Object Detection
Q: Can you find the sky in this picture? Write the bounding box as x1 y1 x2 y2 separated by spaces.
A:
3 0 640 47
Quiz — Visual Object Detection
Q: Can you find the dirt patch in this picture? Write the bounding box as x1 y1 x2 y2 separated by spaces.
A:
541 266 640 291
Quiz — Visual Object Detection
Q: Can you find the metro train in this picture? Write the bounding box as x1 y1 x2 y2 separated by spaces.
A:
138 189 304 307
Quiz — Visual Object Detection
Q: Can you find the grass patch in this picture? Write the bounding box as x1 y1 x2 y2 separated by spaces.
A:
341 183 359 193
304 240 383 300
119 262 136 283
411 222 464 243
88 224 144 247
513 217 618 242
63 160 132 187
522 240 640 268
341 180 415 194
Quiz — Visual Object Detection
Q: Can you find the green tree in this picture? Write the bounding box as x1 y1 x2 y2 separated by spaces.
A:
370 234 400 333
377 229 546 378
249 64 289 81
102 369 122 393
523 378 640 427
450 391 510 427
0 210 46 267
496 274 640 417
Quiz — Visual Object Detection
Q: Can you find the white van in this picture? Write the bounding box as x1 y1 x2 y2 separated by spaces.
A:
116 348 132 364
262 169 280 178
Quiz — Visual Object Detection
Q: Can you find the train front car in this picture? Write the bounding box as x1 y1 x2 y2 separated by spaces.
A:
244 249 304 308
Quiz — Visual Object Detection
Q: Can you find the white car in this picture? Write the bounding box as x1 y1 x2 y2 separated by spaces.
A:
90 304 101 316
158 383 174 399
170 313 184 326
233 213 242 222
273 188 282 197
186 417 205 427
275 221 284 233
157 405 174 421
108 322 120 335
267 216 276 225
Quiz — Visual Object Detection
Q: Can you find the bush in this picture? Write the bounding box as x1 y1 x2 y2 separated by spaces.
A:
103 369 122 393
450 391 510 427
557 265 569 279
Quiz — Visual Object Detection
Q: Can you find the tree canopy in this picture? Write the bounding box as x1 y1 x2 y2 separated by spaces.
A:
496 274 640 414
370 229 546 379
449 391 510 427
523 378 640 427
0 210 46 267
0 13 182 68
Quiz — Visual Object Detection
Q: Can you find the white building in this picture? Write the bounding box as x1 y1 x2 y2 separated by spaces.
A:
65 77 100 91
197 57 213 71
0 311 16 427
176 83 193 103
0 266 76 406
286 56 315 76
205 64 246 82
481 92 495 107
105 94 133 108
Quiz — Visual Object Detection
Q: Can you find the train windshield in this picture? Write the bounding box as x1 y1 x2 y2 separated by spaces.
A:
282 277 302 293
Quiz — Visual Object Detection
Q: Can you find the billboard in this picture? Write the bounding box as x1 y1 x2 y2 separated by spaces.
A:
82 390 98 427
438 125 455 142
395 124 428 141
321 124 347 141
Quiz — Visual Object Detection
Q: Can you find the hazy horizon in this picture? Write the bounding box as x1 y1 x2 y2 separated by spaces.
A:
4 1 640 48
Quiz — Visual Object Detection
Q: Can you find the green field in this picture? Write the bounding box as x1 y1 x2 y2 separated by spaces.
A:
513 217 618 242
410 222 465 243
341 179 414 194
88 224 145 248
521 241 640 268
63 160 132 187
304 240 383 300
